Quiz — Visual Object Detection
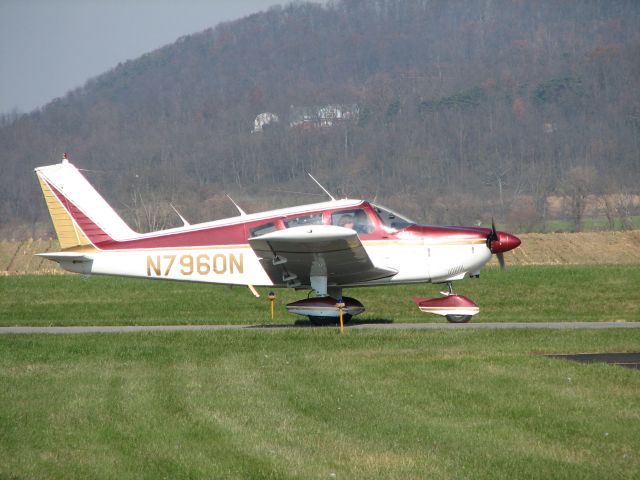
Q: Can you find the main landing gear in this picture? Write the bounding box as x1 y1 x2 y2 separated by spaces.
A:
286 295 365 325
414 282 480 323
284 278 366 325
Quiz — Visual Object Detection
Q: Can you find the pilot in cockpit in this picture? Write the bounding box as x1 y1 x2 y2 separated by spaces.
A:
338 214 355 229
353 210 373 234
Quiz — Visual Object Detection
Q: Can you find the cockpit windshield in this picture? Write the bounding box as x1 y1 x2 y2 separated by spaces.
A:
371 203 415 230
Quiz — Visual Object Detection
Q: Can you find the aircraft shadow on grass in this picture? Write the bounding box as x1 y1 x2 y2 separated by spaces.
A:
244 318 395 328
293 317 394 327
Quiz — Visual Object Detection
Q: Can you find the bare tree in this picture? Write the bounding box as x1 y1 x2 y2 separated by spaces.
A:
122 190 177 233
616 193 638 231
561 166 598 232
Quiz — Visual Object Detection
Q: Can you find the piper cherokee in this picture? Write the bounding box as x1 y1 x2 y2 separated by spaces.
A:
34 155 520 324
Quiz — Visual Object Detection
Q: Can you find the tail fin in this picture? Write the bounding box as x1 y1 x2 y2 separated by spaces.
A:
35 156 136 249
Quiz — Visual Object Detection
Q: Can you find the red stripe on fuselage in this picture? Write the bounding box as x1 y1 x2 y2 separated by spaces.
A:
103 222 251 250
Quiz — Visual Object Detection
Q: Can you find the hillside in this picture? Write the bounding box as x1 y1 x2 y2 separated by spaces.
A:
1 0 640 238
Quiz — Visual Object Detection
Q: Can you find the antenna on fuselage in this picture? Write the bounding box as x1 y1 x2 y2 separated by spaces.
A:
226 194 248 216
169 203 190 227
307 172 336 201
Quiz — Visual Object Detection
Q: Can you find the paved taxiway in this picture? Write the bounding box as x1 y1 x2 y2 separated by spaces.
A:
0 321 638 334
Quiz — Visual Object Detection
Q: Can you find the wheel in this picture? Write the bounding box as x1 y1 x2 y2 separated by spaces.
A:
308 316 332 326
308 314 352 326
445 314 472 323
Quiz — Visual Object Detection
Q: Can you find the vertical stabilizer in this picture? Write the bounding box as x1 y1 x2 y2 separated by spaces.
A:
35 157 136 249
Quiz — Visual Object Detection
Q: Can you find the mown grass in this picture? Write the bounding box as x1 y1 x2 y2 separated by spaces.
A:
1 329 639 479
1 265 639 326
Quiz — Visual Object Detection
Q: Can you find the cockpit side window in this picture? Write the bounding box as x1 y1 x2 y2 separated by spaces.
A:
372 204 414 230
331 209 375 234
284 213 323 228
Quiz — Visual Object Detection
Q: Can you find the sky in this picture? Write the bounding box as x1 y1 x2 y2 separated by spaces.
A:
0 0 292 115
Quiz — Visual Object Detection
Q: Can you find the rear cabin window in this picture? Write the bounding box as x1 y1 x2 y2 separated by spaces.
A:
249 222 277 237
284 213 323 228
331 209 375 234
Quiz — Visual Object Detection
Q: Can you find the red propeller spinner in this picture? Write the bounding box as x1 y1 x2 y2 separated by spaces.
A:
486 219 521 269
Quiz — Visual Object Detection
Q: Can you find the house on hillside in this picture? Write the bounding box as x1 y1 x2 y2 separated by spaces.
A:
289 104 359 129
288 106 316 129
252 112 280 133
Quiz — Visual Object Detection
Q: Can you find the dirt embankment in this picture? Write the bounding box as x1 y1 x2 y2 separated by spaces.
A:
2 231 640 275
493 230 640 266
0 240 65 275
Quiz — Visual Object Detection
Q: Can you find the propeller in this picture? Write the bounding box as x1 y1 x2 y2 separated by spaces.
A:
486 218 507 270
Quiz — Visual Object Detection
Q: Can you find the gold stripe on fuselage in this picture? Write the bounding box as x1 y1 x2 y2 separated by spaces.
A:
362 239 487 247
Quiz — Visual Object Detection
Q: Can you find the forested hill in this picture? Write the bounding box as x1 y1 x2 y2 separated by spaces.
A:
1 0 639 237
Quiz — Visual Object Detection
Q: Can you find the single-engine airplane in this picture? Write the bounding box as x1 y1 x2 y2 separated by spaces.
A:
35 155 520 323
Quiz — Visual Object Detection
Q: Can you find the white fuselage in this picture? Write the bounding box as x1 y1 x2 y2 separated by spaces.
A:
62 239 492 287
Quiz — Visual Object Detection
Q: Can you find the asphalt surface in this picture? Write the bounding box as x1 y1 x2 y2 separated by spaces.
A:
0 321 638 334
546 352 640 370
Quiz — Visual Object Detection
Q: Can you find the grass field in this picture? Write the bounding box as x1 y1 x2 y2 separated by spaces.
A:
1 267 639 479
1 329 639 479
1 265 639 326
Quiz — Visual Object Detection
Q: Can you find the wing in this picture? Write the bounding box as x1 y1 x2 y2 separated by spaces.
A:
248 225 397 287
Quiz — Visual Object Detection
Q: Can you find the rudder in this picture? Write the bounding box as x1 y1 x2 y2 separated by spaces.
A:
35 156 136 249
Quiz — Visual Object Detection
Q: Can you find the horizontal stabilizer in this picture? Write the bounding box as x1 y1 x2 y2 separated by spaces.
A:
35 252 92 263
